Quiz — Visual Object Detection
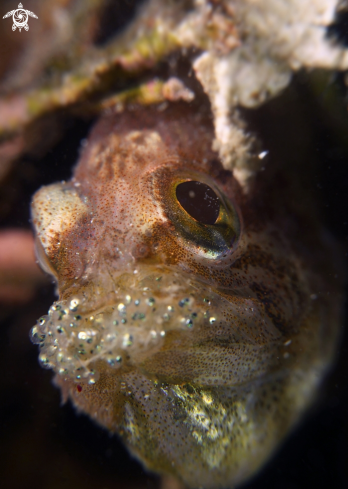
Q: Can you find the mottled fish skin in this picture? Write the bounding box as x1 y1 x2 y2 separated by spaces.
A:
31 103 341 488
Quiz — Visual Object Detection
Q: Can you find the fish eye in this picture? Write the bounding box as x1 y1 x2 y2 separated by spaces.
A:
157 171 241 259
176 181 220 225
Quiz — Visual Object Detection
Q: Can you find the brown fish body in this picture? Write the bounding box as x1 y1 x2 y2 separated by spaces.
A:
31 103 341 488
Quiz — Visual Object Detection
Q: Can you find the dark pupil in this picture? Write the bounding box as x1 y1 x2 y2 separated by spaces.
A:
176 181 220 225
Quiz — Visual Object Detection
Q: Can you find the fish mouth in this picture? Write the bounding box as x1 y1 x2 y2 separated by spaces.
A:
31 266 282 387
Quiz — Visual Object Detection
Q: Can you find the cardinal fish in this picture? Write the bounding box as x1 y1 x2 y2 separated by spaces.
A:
30 102 341 488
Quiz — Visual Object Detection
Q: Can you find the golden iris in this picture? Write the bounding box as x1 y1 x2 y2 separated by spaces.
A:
159 170 240 259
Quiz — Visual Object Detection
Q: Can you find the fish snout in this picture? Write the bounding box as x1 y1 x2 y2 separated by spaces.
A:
31 183 89 283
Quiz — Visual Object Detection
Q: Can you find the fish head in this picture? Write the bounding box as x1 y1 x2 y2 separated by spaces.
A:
31 104 265 382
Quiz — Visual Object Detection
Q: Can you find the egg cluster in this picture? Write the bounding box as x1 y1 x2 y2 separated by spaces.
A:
31 287 205 384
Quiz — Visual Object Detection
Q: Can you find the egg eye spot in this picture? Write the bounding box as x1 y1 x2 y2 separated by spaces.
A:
176 181 220 225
